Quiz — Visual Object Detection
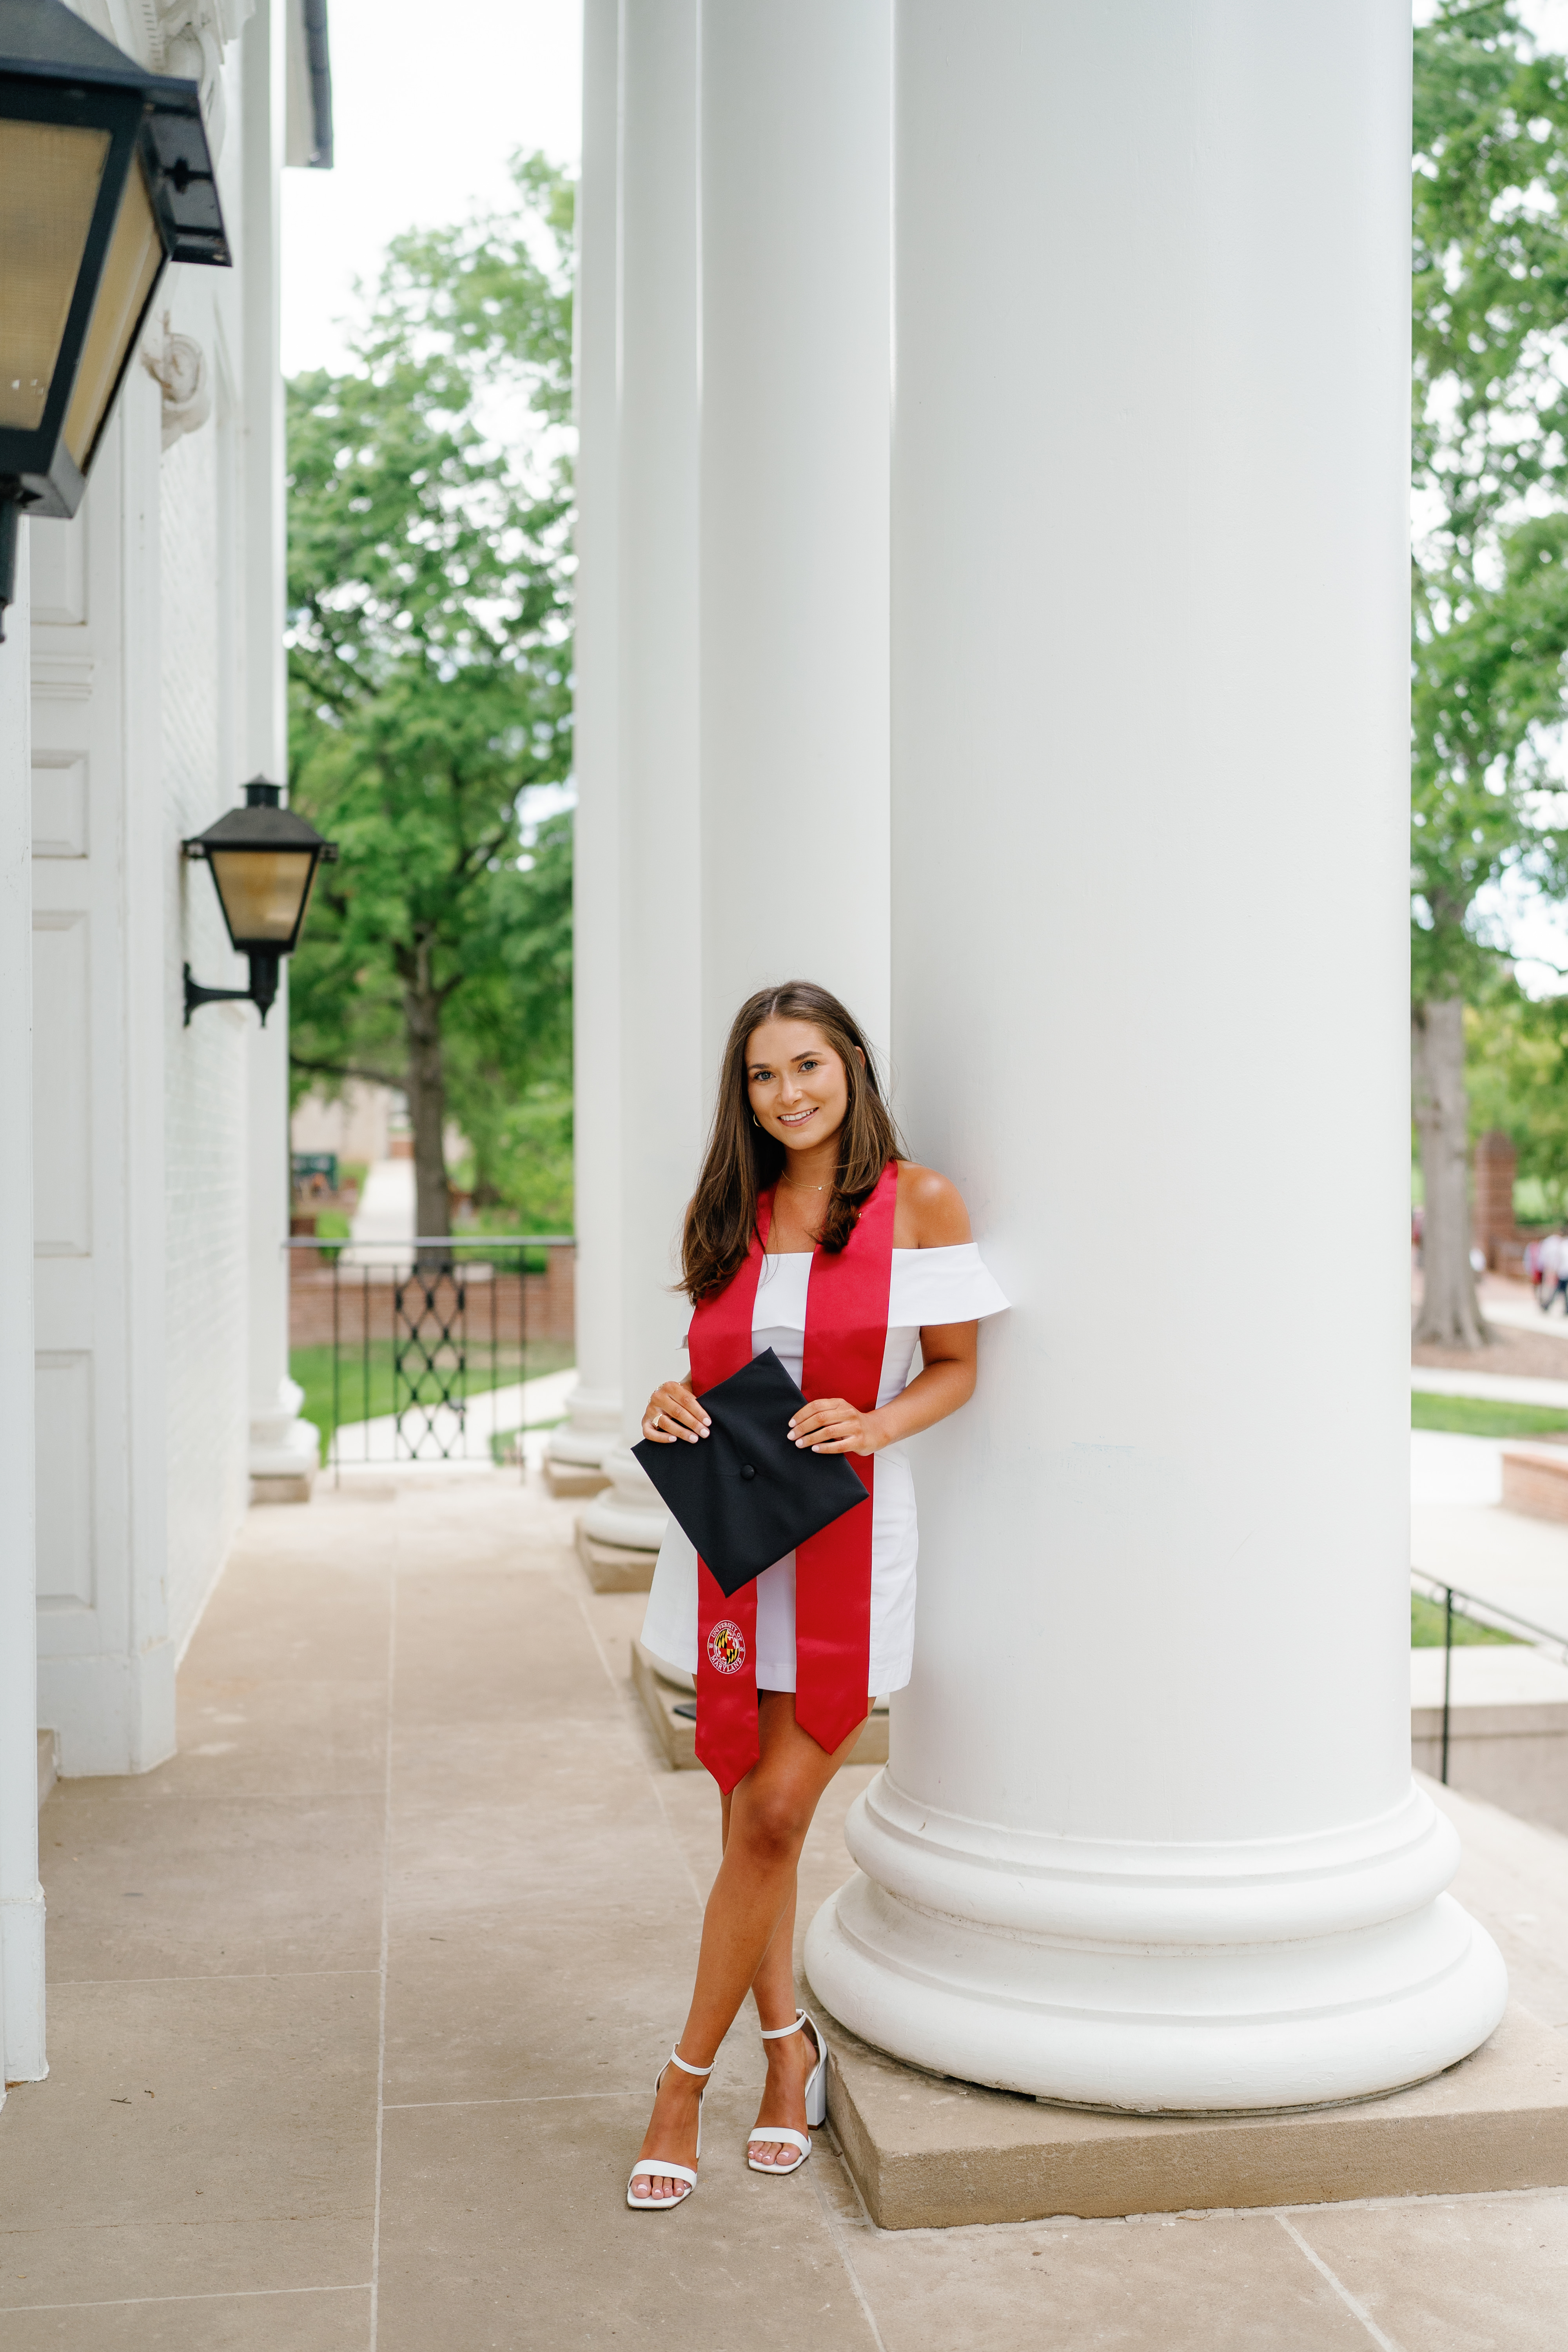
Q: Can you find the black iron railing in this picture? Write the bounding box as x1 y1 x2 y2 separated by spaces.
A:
285 1234 575 1482
1410 1567 1568 1785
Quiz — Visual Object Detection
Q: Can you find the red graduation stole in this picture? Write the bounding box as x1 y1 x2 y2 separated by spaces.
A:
691 1162 898 1793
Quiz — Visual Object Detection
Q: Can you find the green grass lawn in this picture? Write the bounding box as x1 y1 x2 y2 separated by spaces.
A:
1410 1393 1539 1646
291 1337 574 1453
1411 1592 1518 1647
1411 1391 1568 1439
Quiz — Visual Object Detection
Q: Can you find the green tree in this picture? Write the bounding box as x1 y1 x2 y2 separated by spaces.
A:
286 155 575 1242
1412 2 1568 1343
1466 978 1568 1214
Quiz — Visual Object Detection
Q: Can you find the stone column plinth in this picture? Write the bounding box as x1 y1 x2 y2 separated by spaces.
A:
806 0 1506 2112
548 0 622 1501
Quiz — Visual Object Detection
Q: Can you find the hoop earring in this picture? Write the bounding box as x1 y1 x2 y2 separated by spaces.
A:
751 1113 761 1129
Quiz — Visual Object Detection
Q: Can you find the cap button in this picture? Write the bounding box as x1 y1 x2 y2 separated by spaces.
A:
740 1463 756 1481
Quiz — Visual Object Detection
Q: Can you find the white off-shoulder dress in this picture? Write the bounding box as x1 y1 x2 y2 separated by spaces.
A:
639 1242 1009 1696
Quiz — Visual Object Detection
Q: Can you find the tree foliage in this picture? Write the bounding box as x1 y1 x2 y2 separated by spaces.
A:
1412 1 1568 991
286 154 575 1233
1466 977 1568 1209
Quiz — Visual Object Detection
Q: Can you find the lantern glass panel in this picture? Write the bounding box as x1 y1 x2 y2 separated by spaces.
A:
208 848 318 947
64 151 163 468
0 120 111 432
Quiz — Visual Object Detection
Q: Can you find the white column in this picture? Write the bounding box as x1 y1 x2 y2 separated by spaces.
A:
243 0 318 1501
0 529 46 2088
697 0 891 1069
548 0 623 1497
806 0 1506 2111
581 0 704 1555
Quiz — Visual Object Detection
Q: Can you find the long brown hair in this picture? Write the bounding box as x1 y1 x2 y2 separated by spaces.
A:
681 981 904 1302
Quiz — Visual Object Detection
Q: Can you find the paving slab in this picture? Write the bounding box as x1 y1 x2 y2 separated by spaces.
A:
822 2202 1372 2352
0 2285 372 2351
37 1791 385 1983
0 1975 376 2308
1290 2188 1568 2352
376 2091 880 2352
11 1470 1568 2346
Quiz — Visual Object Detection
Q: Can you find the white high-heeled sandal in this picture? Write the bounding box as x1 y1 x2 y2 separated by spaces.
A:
626 2048 713 2211
748 2008 827 2176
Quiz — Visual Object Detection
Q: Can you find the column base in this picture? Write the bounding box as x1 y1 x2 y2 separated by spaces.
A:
576 1519 660 1592
249 1377 320 1505
0 1882 47 2085
578 1443 667 1553
544 1384 619 1495
38 1642 176 1779
805 1774 1508 2115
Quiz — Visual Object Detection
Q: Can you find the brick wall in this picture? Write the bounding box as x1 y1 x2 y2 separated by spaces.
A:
1473 1129 1517 1271
289 1249 577 1350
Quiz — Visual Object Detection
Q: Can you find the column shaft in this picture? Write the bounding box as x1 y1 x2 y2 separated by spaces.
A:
581 0 703 1551
806 0 1506 2109
698 0 892 1069
243 0 318 1500
549 0 623 1493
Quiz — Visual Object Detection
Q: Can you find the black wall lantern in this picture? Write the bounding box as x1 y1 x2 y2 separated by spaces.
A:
182 779 338 1027
0 0 230 638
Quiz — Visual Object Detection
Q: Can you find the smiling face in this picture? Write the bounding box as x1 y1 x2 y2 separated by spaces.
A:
745 1018 852 1158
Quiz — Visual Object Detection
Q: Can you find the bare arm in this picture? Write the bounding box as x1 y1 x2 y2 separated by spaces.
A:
789 1319 976 1457
791 1162 980 1457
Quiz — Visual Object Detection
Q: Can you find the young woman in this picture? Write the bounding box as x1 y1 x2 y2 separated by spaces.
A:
627 980 1007 2209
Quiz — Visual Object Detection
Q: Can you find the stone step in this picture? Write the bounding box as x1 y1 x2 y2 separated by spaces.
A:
1411 1646 1568 1835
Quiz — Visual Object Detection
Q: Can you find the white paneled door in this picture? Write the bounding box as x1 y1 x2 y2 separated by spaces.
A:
30 393 176 1778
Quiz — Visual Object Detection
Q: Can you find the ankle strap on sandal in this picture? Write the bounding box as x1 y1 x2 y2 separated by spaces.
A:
667 2047 716 2076
759 2009 808 2042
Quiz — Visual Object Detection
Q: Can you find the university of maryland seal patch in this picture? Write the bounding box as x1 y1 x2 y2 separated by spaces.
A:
707 1620 746 1675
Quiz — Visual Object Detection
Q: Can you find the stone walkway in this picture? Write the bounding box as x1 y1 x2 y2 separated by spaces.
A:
4 1473 1568 2347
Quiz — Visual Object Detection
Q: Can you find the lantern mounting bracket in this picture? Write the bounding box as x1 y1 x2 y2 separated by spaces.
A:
182 954 281 1028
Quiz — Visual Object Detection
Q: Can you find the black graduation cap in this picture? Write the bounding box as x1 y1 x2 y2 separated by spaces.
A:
632 1348 870 1598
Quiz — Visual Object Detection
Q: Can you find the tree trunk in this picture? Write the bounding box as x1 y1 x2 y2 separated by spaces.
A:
402 934 451 1259
1412 996 1489 1347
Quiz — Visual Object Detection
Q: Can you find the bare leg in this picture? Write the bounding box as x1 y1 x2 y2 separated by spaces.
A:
720 1793 811 2170
630 1691 866 2201
747 1877 824 2169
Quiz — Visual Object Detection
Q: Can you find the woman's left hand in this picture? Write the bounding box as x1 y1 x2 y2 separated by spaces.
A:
789 1397 886 1456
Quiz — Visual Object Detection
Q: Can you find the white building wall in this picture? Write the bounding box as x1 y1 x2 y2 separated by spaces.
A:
29 5 293 1771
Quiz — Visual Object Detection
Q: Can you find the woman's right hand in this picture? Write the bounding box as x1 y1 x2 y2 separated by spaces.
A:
642 1380 710 1445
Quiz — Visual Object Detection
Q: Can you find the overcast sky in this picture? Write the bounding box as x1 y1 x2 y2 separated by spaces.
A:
280 0 582 379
